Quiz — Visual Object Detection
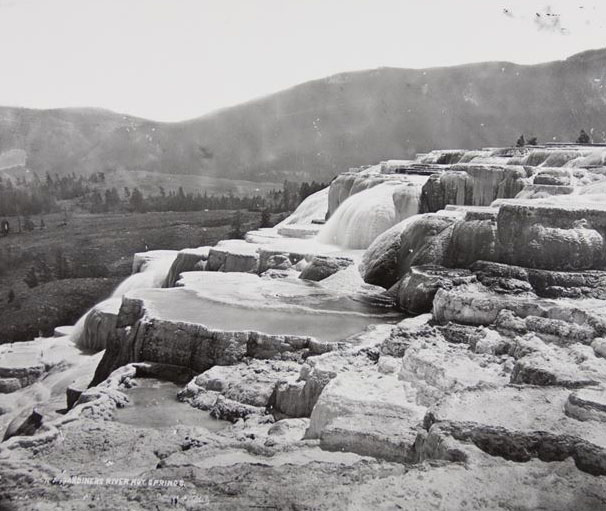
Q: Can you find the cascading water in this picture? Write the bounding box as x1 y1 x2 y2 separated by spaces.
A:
564 148 606 168
0 251 180 431
316 180 425 249
457 150 492 163
466 156 511 166
113 254 177 296
541 150 583 167
276 187 328 226
72 252 178 350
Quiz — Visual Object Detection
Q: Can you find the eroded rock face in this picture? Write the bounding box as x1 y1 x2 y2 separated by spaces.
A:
497 202 606 270
179 359 300 410
270 323 400 419
91 306 317 387
163 247 210 287
363 200 606 293
509 335 606 388
566 387 606 422
422 386 606 475
258 249 305 274
420 171 472 214
270 350 366 419
420 164 526 213
360 213 460 289
433 281 540 326
432 279 606 342
399 334 508 406
361 208 500 289
0 365 44 394
395 265 472 314
305 370 425 462
359 221 409 289
471 260 606 300
2 409 43 441
447 211 498 267
206 245 259 273
299 255 353 282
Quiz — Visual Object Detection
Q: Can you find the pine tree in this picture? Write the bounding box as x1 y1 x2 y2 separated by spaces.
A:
229 211 244 239
260 208 271 228
130 188 145 212
577 129 591 144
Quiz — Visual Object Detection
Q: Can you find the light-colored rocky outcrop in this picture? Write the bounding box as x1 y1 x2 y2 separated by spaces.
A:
497 201 606 270
348 456 606 511
306 370 425 462
395 265 472 314
399 334 508 406
423 385 606 475
509 335 606 388
420 164 527 213
163 247 210 287
360 212 459 288
206 240 260 273
364 199 606 293
565 387 606 422
179 359 300 410
8 144 606 508
433 280 606 345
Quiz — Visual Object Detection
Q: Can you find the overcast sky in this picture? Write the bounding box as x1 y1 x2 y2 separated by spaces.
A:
0 0 605 121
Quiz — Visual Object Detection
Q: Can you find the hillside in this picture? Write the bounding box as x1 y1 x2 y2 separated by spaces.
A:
1 48 606 183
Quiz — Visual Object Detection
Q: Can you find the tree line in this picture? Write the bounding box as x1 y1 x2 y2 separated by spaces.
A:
0 171 327 223
119 180 326 215
0 172 93 216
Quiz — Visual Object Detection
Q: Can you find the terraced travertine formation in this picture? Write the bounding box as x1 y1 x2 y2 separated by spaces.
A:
2 144 606 509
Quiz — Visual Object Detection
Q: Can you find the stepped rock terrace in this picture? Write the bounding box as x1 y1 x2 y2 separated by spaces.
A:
3 142 606 509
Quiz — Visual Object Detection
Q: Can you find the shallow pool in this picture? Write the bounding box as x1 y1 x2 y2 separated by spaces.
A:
113 379 227 431
129 272 403 343
140 288 400 342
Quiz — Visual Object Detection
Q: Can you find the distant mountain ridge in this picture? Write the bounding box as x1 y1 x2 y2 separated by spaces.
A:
1 48 606 183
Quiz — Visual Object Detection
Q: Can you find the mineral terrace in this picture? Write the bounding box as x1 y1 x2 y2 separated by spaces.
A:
2 144 606 510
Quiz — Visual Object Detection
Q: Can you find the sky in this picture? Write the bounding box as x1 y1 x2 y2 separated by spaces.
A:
0 0 605 121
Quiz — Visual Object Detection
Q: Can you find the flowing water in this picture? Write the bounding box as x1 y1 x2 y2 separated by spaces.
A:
316 180 425 249
72 252 178 348
113 254 177 296
276 187 328 226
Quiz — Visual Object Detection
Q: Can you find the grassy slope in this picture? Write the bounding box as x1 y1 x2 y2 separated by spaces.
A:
0 209 266 343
